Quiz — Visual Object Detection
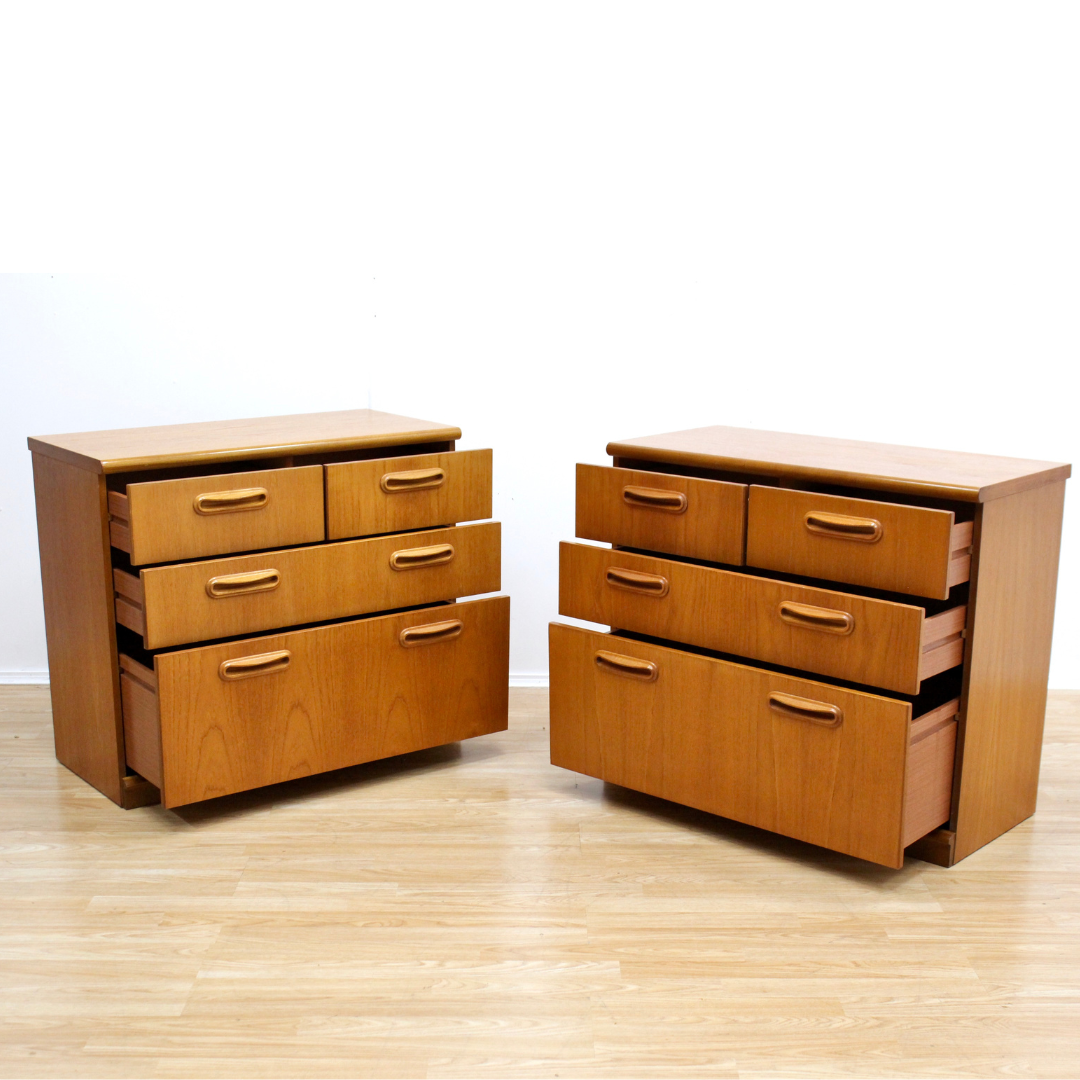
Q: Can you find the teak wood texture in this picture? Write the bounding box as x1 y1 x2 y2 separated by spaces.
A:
575 463 747 565
746 484 972 599
325 448 493 540
609 425 1070 502
561 424 1069 869
30 452 126 805
111 464 326 565
122 597 509 809
559 541 964 694
549 623 958 869
118 522 501 650
28 408 461 474
30 409 507 810
952 479 1067 862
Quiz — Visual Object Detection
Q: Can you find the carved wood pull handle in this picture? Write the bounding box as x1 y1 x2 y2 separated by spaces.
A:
205 569 281 598
218 650 292 681
381 468 446 493
399 619 464 647
804 511 883 543
767 691 843 727
193 488 269 515
605 566 670 598
595 650 659 681
622 486 688 514
778 601 854 635
389 543 455 571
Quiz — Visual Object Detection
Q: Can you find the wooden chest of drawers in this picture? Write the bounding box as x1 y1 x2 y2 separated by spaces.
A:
551 426 1070 868
29 409 509 810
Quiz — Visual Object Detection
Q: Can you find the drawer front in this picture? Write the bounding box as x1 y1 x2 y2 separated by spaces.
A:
576 464 746 564
325 449 492 540
110 465 325 566
134 522 501 649
128 597 509 808
558 542 963 694
549 622 913 867
747 486 972 599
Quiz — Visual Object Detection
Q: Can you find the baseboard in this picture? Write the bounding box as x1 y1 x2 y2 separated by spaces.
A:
0 671 50 686
510 674 548 688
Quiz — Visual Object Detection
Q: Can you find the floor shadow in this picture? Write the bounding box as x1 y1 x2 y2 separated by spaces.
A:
167 736 509 827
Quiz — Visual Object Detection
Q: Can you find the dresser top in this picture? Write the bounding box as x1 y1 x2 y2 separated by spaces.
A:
607 426 1071 503
29 409 461 474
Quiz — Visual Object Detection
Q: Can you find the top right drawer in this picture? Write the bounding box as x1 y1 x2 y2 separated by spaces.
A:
746 485 973 599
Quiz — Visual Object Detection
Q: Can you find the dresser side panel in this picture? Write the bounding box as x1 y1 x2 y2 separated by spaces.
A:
31 452 125 804
954 480 1066 861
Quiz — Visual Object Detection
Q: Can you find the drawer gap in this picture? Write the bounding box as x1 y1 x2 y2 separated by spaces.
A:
119 654 163 791
120 599 461 660
113 568 145 636
613 543 968 614
609 628 964 713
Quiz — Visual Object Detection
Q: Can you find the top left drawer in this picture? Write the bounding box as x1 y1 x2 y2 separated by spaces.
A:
108 465 325 566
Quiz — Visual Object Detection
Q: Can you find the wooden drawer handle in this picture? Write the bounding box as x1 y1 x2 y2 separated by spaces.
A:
205 569 281 598
595 650 659 681
219 650 291 681
622 486 688 514
193 488 269 515
389 543 455 571
804 511 883 543
399 619 464 647
778 600 854 635
381 468 446 493
768 691 843 727
605 566 670 598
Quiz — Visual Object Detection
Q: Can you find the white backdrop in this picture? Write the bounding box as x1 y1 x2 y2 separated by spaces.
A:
1 4 1077 686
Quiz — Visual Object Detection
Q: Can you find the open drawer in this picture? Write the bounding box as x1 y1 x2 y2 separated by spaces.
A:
109 465 325 566
120 596 510 808
559 542 965 695
114 521 501 650
325 449 492 540
576 463 747 564
549 622 957 868
747 485 973 599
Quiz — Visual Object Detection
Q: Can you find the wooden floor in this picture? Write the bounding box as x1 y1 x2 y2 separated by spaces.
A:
2 688 1079 1079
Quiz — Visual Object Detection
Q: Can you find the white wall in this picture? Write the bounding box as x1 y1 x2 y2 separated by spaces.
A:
2 4 1077 685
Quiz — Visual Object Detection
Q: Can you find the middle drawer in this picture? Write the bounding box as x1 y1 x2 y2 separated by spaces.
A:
115 522 501 649
559 542 965 695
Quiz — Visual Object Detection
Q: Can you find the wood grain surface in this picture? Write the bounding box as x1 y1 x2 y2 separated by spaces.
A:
746 484 967 598
133 522 502 649
953 480 1068 862
28 408 462 474
608 424 1070 502
575 463 747 565
117 464 325 565
144 597 509 808
30 452 126 804
326 449 493 540
7 683 1077 1077
559 542 961 694
549 623 917 867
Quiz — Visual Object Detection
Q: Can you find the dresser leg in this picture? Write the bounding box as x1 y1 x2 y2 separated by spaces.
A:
121 773 161 809
905 827 957 867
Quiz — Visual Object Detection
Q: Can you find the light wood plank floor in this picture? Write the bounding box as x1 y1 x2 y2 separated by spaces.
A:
2 687 1079 1079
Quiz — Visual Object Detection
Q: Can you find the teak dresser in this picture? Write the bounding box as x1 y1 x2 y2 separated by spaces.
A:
29 409 508 810
550 426 1069 868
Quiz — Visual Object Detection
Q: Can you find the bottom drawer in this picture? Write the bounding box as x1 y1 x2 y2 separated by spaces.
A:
121 596 510 809
549 622 957 869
